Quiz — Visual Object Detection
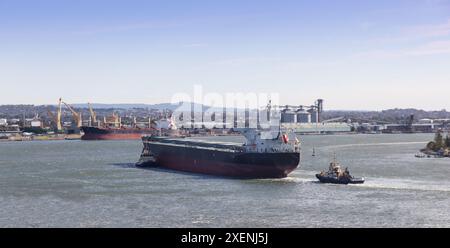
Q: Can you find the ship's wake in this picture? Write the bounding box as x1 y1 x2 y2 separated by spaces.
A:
256 176 316 184
349 177 450 193
322 141 425 149
258 171 450 193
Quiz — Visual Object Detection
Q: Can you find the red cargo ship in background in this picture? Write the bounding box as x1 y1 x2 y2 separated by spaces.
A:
80 126 156 140
80 114 176 140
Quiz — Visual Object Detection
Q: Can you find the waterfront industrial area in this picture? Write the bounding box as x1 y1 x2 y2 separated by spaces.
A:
3 0 450 233
1 98 450 141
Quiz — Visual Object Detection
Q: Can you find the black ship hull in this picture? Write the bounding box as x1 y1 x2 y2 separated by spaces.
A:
139 140 300 179
316 174 365 184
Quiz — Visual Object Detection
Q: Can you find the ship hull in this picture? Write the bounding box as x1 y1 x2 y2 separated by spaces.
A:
80 126 154 140
141 142 300 179
315 174 365 184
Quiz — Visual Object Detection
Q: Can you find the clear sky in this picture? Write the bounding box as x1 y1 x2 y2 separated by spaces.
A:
1 0 450 110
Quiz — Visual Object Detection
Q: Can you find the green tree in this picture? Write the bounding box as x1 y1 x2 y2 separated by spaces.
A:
434 131 444 150
445 135 450 148
426 141 436 151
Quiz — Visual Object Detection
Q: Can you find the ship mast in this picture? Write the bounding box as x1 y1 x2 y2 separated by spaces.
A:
57 98 62 131
47 98 63 131
88 102 97 126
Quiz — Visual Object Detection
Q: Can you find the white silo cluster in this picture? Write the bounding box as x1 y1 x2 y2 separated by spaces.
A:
281 107 318 124
280 99 323 124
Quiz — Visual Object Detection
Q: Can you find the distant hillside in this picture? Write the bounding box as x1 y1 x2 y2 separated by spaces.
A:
2 103 450 124
70 103 180 110
322 108 450 123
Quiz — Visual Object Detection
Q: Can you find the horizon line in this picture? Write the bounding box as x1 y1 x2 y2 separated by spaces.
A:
0 102 448 112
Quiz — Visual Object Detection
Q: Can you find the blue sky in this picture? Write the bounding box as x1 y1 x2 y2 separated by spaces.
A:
1 0 450 110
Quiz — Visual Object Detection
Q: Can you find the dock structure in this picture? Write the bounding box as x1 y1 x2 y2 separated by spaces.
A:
283 122 352 134
279 99 352 134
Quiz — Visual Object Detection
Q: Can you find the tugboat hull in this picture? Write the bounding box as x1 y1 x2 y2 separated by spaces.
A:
316 174 365 185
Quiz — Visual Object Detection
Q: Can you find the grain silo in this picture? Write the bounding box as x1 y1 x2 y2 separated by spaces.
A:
296 109 311 123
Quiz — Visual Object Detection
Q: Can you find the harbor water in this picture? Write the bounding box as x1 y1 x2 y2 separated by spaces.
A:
0 133 449 227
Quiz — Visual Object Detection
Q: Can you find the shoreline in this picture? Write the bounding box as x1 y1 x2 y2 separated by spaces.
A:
0 131 436 143
0 134 81 142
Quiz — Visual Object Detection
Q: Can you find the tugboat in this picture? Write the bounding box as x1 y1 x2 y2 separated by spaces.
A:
316 154 364 184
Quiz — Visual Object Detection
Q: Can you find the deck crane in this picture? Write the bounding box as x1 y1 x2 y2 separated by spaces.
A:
88 103 97 126
47 98 63 131
47 109 57 128
62 101 82 128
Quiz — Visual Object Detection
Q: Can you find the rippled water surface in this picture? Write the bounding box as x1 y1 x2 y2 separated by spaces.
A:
0 133 449 227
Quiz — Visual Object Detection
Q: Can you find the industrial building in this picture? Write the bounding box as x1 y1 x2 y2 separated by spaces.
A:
283 122 352 134
280 99 352 134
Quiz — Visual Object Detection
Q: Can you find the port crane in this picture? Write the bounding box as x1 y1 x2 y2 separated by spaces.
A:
88 103 97 126
103 112 121 128
47 98 63 131
62 101 82 128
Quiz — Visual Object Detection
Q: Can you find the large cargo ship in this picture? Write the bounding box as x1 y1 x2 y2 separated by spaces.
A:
80 126 156 140
136 128 301 178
